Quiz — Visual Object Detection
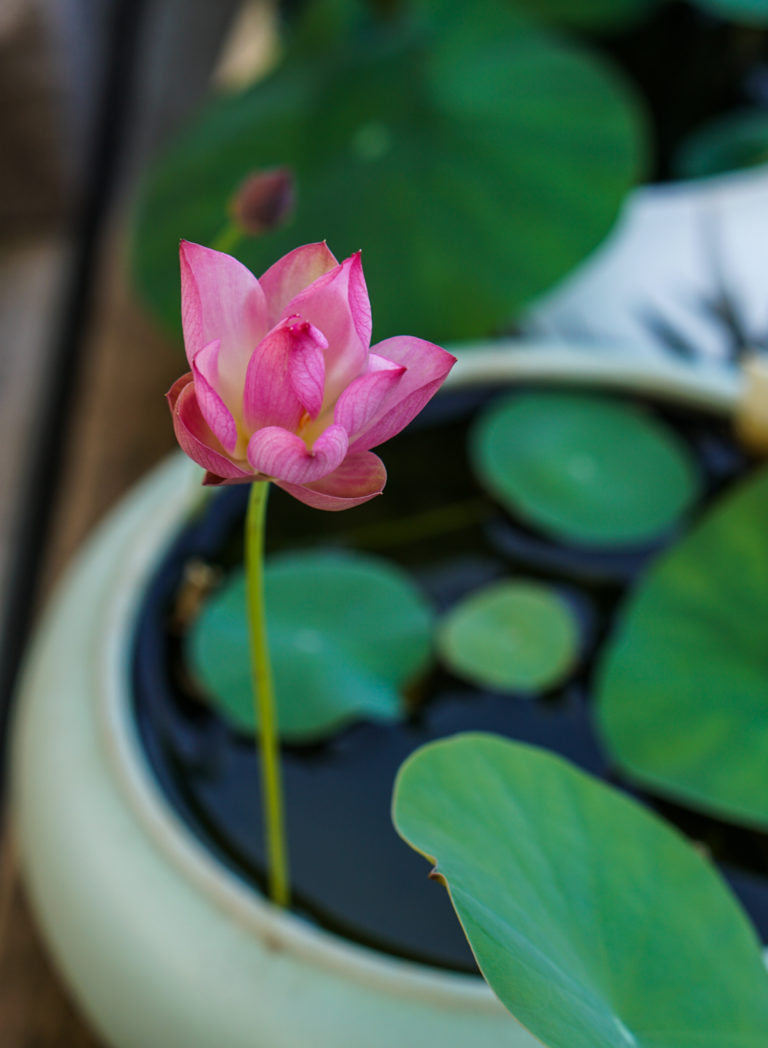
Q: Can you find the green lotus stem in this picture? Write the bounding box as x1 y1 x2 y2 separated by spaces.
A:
245 480 290 908
212 222 242 255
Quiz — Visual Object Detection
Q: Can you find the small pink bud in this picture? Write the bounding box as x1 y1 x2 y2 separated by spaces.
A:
229 168 295 236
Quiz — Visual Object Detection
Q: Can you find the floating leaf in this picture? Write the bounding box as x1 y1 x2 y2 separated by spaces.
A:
676 111 768 180
438 580 580 693
393 734 768 1048
188 550 433 741
597 466 768 828
132 3 644 344
470 391 701 547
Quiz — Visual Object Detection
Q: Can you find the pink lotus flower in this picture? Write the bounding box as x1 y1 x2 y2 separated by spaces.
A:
168 241 456 510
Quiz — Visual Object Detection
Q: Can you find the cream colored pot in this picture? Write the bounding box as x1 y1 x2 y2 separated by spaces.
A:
12 345 741 1048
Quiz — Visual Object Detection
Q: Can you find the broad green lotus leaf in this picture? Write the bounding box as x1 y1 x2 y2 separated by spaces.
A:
470 391 701 546
438 580 579 692
393 734 768 1048
188 550 433 741
676 111 768 180
694 0 768 24
597 466 768 828
131 4 644 344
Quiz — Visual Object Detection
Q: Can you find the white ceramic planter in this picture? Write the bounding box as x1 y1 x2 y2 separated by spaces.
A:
11 345 742 1048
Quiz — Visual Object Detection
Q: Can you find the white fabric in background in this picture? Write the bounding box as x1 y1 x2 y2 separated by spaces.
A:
525 165 768 364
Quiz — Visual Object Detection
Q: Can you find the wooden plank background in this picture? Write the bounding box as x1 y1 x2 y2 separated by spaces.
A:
0 1 269 1042
0 236 183 1048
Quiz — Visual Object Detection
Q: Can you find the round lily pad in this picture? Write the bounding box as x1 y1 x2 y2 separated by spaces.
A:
393 734 768 1048
470 391 701 547
597 465 768 829
187 550 433 741
438 580 580 693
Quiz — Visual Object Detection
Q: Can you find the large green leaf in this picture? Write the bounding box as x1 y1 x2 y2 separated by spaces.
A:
131 4 644 344
188 550 433 741
470 391 701 547
393 734 768 1048
597 466 768 828
437 579 580 692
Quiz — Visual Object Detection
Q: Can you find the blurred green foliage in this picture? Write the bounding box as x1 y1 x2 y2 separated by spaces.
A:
598 466 768 830
510 0 658 28
676 110 768 180
131 0 646 345
694 0 768 24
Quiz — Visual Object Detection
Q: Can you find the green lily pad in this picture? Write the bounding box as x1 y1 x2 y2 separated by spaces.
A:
187 550 433 741
470 391 701 547
676 110 768 180
131 2 644 344
393 734 768 1048
597 466 768 829
438 580 580 693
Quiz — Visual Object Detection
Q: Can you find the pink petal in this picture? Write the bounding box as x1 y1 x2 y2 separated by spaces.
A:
285 253 372 405
167 373 252 481
247 423 349 485
259 242 338 327
192 340 238 453
276 451 386 511
333 354 405 439
350 336 456 452
243 316 327 432
180 240 268 391
288 321 328 419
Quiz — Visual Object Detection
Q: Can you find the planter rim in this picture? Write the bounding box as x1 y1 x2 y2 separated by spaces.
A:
93 341 743 1006
443 339 741 412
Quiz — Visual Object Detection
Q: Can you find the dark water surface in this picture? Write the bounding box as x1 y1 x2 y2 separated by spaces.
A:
133 385 768 972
